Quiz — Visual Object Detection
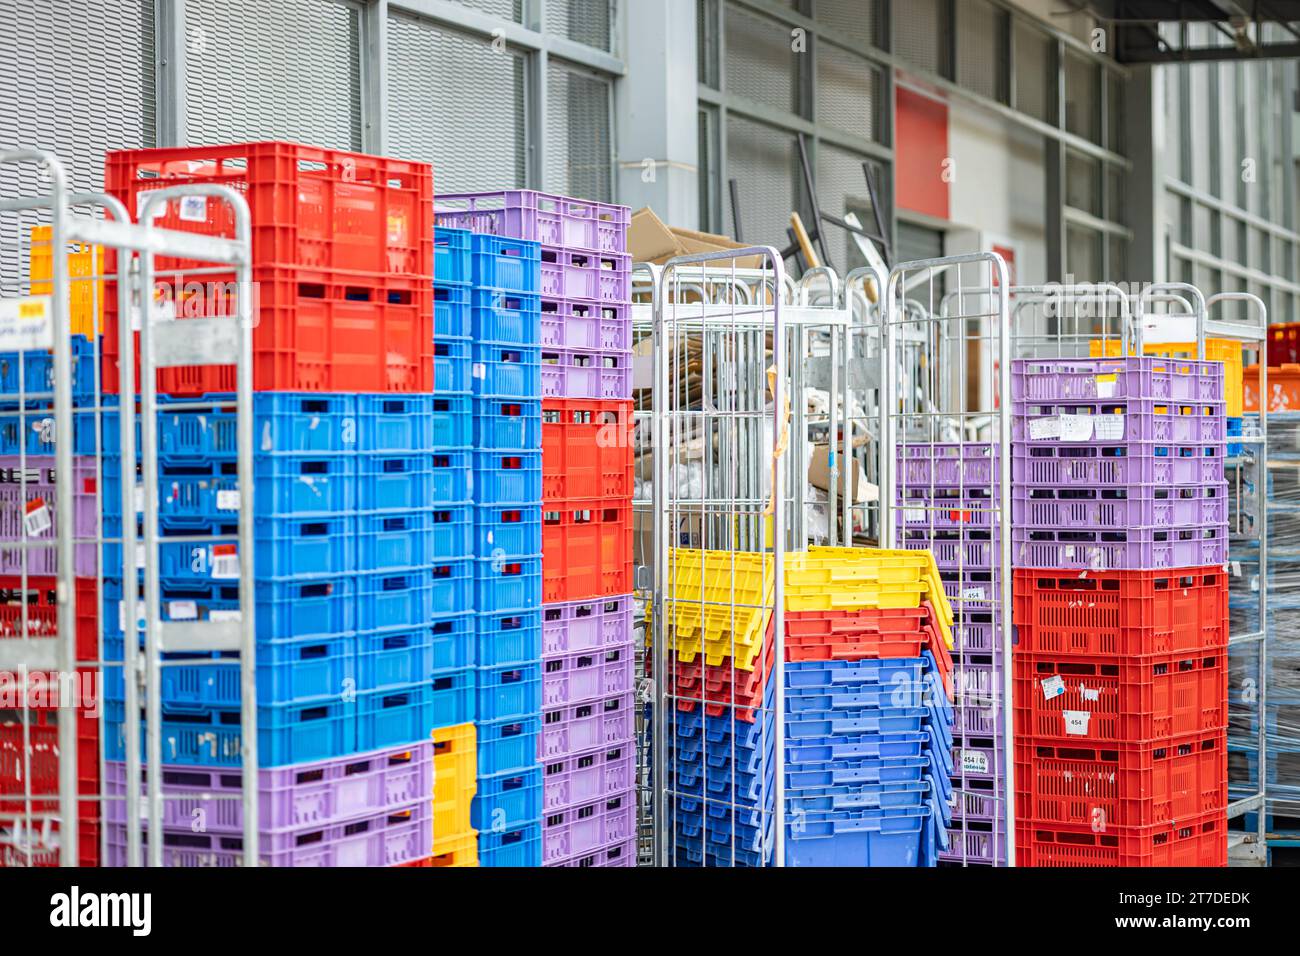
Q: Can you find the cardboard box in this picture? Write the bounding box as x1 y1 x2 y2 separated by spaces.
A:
808 443 878 504
629 207 768 269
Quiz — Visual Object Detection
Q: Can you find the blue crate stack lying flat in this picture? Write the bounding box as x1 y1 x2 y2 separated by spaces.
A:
438 225 545 867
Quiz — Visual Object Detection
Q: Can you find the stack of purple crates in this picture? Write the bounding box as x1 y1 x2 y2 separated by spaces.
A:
895 443 1008 866
437 191 637 867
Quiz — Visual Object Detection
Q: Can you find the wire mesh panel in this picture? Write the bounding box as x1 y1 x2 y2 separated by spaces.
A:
545 63 614 203
883 253 1014 867
723 2 799 115
549 0 612 51
725 115 796 253
184 0 362 150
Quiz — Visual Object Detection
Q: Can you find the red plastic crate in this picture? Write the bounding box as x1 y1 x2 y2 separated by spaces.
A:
1267 322 1300 367
0 576 100 662
1015 732 1227 829
670 621 776 722
784 604 948 665
1012 566 1227 658
541 399 634 501
0 819 99 868
1017 809 1226 867
542 498 632 603
103 266 434 394
105 141 433 278
1013 649 1226 745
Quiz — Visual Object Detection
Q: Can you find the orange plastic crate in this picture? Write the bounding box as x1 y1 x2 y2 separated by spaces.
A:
542 498 632 603
541 399 634 502
1015 732 1226 829
1017 809 1226 867
1012 567 1227 658
1244 363 1300 412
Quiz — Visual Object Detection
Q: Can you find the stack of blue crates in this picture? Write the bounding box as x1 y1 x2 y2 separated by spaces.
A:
438 226 545 866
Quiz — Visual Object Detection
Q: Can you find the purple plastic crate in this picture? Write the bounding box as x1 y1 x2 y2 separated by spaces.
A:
539 248 631 302
1012 523 1228 571
436 190 630 254
1012 482 1229 530
542 640 635 709
102 742 432 833
541 594 633 657
554 835 636 867
541 692 635 761
1011 356 1224 404
540 298 631 352
541 790 636 866
1014 398 1226 445
940 823 1008 866
0 455 98 576
950 778 1005 825
897 444 1001 488
540 348 632 400
541 741 635 814
951 612 1002 655
106 801 431 867
955 701 1003 736
1012 443 1225 487
900 528 1001 571
950 733 1005 782
897 489 996 529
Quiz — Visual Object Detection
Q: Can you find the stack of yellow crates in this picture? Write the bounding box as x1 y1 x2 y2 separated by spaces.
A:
430 723 479 867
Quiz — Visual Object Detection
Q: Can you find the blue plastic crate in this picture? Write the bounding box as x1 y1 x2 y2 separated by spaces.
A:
355 569 436 631
356 628 435 692
785 754 932 791
357 394 435 454
478 822 541 868
472 449 541 505
786 658 925 690
1228 416 1244 457
255 575 356 641
430 614 477 673
785 730 929 766
475 609 543 667
471 766 543 830
431 449 472 503
103 576 252 642
475 554 542 612
431 394 472 449
471 288 541 345
434 335 473 394
786 779 931 814
429 504 474 562
434 227 473 286
357 455 434 511
104 697 358 768
0 407 97 456
472 341 542 400
786 706 929 740
673 794 770 844
357 676 474 751
0 334 97 403
429 558 474 616
472 398 541 450
434 282 472 339
471 234 541 294
673 754 775 804
784 806 931 867
476 661 542 721
474 503 541 556
356 508 445 572
477 715 542 775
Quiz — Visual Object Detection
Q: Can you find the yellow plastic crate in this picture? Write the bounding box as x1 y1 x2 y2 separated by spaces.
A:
430 830 479 867
431 723 476 845
1090 337 1244 418
29 225 104 337
799 547 953 634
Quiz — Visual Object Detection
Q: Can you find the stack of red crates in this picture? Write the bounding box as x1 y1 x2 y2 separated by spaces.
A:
1012 567 1229 866
101 141 434 395
0 578 102 866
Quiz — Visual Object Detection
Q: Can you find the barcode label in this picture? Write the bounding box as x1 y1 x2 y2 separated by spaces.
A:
216 489 240 511
23 498 51 537
211 544 239 579
178 196 208 222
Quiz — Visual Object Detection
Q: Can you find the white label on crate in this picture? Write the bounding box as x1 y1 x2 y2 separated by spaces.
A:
178 196 208 223
23 498 51 537
211 545 239 579
1041 675 1066 700
210 609 242 623
1231 560 1242 577
135 542 145 569
0 295 53 352
1060 414 1094 442
1062 710 1091 736
133 484 144 514
1063 545 1076 561
905 508 926 524
168 600 198 621
962 586 986 600
960 750 989 775
1027 416 1060 440
1094 414 1125 441
1079 684 1101 703
216 489 240 511
1095 374 1118 399
472 362 487 380
1251 575 1259 592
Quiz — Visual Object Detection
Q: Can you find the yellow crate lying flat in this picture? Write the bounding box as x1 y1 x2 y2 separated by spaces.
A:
801 547 954 635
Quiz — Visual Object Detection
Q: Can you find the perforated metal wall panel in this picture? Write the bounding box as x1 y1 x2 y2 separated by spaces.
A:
1064 150 1101 217
545 62 613 202
453 0 522 21
0 0 154 196
816 142 887 272
726 114 795 251
814 0 878 52
723 2 797 114
549 0 611 51
957 0 1003 102
816 43 879 142
1013 19 1051 123
1062 49 1100 144
387 13 526 192
895 0 944 76
184 0 361 149
698 0 720 88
